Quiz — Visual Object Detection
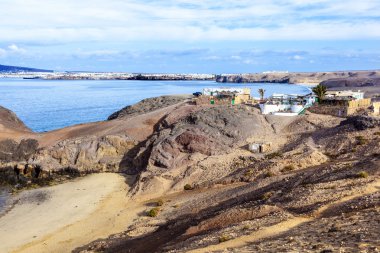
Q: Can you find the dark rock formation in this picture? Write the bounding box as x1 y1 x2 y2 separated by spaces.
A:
340 116 380 130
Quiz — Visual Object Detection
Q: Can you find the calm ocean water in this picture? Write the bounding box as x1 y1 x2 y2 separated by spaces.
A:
0 79 311 132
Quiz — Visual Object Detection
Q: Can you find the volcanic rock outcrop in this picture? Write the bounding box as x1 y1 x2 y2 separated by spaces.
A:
0 106 31 132
147 106 269 169
31 135 137 172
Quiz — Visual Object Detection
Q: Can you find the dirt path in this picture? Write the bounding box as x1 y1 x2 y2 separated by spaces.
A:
0 173 145 253
188 179 380 253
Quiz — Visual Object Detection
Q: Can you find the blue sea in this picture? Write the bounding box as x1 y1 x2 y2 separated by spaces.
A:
0 79 311 132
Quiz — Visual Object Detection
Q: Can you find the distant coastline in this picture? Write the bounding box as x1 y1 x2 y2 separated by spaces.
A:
0 72 216 81
215 70 380 85
1 70 380 88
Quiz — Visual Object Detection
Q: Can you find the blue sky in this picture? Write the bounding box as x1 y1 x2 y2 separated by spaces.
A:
0 0 380 73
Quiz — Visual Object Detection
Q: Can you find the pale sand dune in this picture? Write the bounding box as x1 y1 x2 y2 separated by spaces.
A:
0 173 144 253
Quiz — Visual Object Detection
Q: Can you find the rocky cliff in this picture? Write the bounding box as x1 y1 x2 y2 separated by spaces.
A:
0 106 31 132
321 76 380 88
216 70 380 84
0 96 193 185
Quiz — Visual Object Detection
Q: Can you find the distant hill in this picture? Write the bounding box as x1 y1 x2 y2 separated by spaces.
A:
0 64 53 73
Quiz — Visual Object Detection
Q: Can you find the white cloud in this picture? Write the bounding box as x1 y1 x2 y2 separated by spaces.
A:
73 49 122 58
292 55 304 60
0 0 379 43
8 44 19 51
202 55 221 60
0 44 26 57
7 44 26 53
231 55 242 60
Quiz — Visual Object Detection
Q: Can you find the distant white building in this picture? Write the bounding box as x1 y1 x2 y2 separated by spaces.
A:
262 71 289 74
325 90 364 100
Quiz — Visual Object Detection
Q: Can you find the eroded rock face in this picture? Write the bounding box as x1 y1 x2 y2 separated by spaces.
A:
321 77 380 88
0 139 39 163
31 135 137 172
143 106 270 170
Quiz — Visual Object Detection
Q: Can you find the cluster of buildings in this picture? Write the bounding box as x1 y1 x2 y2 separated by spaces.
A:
198 87 380 117
259 93 317 116
202 88 252 105
313 90 379 117
199 87 317 116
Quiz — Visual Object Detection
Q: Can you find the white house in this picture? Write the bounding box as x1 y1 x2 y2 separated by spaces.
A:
325 90 364 100
259 93 317 116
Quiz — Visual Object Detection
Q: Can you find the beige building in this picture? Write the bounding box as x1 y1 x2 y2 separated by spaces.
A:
201 87 252 105
372 102 380 116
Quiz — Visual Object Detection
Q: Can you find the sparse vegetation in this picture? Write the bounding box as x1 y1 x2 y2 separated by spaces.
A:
324 152 339 159
244 169 254 177
258 88 266 101
184 184 193 190
265 152 282 160
156 199 164 206
312 84 327 102
218 235 231 243
356 171 369 178
264 171 276 178
147 207 160 217
261 191 274 200
356 136 368 145
282 165 296 172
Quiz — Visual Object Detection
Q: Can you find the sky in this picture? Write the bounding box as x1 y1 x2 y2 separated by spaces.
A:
0 0 380 73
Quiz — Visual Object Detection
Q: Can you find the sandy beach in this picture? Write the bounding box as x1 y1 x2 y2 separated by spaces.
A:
0 173 144 253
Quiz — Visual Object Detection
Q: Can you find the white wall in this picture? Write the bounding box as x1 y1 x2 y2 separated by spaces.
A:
260 104 291 114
